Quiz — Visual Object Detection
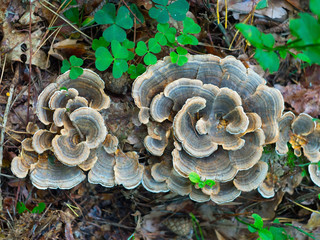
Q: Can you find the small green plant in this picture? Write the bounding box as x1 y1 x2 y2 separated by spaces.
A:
236 0 320 73
188 172 216 188
236 214 293 240
149 0 189 23
177 17 201 45
17 201 46 214
189 213 204 240
94 3 133 42
135 38 161 65
61 55 84 79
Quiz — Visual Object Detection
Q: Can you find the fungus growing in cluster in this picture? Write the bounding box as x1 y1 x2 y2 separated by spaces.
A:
276 112 320 187
132 54 284 203
11 69 112 189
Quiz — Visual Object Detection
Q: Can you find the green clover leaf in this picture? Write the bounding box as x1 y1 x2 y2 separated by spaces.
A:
95 3 133 42
149 0 189 23
135 39 161 65
135 41 148 56
156 23 176 45
177 17 200 45
170 47 188 66
61 59 71 73
254 48 279 73
61 55 84 79
189 172 200 184
69 67 83 80
95 47 113 71
128 64 146 79
69 55 83 67
92 37 110 51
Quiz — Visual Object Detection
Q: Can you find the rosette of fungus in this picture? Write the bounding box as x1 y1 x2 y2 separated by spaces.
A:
133 55 284 203
276 112 320 187
11 70 111 189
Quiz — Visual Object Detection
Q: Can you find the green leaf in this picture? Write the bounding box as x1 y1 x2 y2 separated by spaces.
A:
183 17 201 34
148 38 161 53
157 23 169 33
296 53 311 63
177 55 188 66
279 49 287 59
270 220 287 240
144 52 157 65
198 181 205 188
248 225 258 233
95 47 113 71
32 202 46 214
92 37 110 51
113 59 128 78
252 213 264 229
123 39 135 49
149 6 169 23
69 55 83 67
189 172 200 183
310 0 320 16
61 59 71 73
177 34 198 45
94 3 116 25
259 228 273 240
153 0 168 5
254 48 279 73
129 3 145 23
17 202 29 214
136 41 148 56
81 16 95 27
128 64 146 79
64 7 80 25
256 0 268 10
261 33 275 48
167 0 189 21
236 23 264 48
176 46 188 55
290 13 320 45
155 32 168 45
204 179 216 188
103 24 127 42
170 51 178 63
70 67 83 79
115 6 133 29
111 40 128 59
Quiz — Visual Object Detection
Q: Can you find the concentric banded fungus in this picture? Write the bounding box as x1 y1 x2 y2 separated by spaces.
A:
276 112 320 162
12 69 112 189
132 54 284 203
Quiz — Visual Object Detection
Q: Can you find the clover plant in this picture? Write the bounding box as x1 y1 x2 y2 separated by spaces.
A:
135 39 161 65
17 201 46 214
61 55 84 79
94 3 133 42
177 17 201 45
149 0 189 23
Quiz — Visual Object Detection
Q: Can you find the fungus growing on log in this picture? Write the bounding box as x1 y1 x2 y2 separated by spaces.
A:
132 54 284 203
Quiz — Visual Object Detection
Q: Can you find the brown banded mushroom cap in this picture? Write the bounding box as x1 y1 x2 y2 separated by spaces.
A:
144 123 171 156
292 113 315 136
173 97 218 158
21 138 34 152
48 88 78 110
30 154 86 189
32 130 55 154
257 173 275 198
189 187 210 202
233 161 268 192
78 148 98 171
26 122 39 134
172 148 237 181
52 128 90 166
142 166 169 193
114 150 144 189
66 96 88 113
36 83 58 125
11 156 30 178
166 169 192 196
151 158 172 182
210 181 241 204
56 69 110 110
276 112 295 155
69 107 107 149
308 164 320 187
102 134 119 154
52 108 67 127
88 147 115 187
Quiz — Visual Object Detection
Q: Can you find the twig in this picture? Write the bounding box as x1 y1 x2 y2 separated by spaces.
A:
0 84 15 211
0 54 7 86
27 0 33 124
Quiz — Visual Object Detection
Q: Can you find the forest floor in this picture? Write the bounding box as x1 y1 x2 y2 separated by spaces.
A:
0 0 320 239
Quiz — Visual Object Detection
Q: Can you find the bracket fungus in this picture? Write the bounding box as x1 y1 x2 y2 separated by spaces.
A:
132 54 284 203
11 69 112 189
276 112 320 187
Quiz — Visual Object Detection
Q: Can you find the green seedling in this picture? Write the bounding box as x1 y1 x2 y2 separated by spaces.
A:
61 55 84 80
170 46 188 66
95 40 130 78
135 38 161 65
94 3 133 42
190 213 204 240
177 17 201 45
128 64 146 79
188 172 216 188
149 0 189 23
17 202 46 214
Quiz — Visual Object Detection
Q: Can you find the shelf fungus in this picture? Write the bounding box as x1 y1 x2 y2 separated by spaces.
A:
11 69 113 189
276 112 320 187
132 55 284 203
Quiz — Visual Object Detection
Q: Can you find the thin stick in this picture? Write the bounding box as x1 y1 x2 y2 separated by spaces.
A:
27 0 33 124
0 54 7 86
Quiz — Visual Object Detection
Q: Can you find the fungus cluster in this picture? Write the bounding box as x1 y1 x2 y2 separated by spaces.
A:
11 70 111 189
132 55 284 203
276 112 320 187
